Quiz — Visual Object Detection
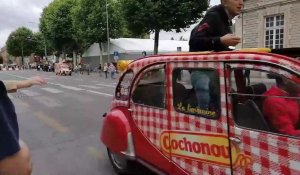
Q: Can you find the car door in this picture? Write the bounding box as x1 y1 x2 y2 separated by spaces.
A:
167 61 232 174
225 62 300 174
129 63 173 173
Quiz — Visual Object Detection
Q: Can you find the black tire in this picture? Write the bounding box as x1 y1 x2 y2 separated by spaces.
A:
107 148 136 175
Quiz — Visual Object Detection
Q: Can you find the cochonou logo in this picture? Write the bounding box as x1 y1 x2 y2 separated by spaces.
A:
160 130 252 169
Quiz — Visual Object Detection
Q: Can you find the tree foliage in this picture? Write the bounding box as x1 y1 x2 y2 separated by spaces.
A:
121 0 209 54
72 0 123 45
40 0 77 55
30 32 54 57
6 27 35 58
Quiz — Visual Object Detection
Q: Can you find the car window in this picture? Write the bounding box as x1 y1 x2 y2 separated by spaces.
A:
230 68 300 138
173 68 220 119
132 66 166 108
115 70 134 101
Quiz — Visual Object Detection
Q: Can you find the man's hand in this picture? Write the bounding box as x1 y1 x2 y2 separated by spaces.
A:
28 76 47 86
220 34 241 46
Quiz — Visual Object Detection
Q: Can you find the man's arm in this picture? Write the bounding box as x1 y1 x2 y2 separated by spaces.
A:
4 76 47 93
189 13 221 51
0 141 32 175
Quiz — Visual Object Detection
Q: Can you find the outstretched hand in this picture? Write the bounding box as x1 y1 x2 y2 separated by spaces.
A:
29 76 47 86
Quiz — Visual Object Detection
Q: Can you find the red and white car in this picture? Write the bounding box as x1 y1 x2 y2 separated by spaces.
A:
101 48 300 175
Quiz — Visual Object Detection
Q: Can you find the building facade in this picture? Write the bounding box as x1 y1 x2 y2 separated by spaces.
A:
235 0 300 49
0 46 9 64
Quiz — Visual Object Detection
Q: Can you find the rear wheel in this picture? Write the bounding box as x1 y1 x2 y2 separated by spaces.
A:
107 148 135 175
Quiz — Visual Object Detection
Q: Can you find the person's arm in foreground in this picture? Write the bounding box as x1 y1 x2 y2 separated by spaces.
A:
4 76 47 93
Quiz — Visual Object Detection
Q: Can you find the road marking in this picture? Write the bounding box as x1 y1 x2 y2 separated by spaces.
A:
86 90 113 97
59 85 84 91
41 87 63 93
0 73 29 80
87 147 105 160
34 111 69 133
95 83 116 88
34 96 62 108
20 90 40 97
79 85 103 89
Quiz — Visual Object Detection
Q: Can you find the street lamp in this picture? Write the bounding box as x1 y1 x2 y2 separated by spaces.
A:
106 0 110 63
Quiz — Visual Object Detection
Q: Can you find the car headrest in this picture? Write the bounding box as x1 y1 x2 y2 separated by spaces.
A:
246 83 267 95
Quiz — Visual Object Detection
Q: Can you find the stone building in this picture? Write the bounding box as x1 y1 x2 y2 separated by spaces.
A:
235 0 300 49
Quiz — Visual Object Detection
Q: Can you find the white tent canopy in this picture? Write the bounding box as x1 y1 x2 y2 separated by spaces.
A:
83 38 189 57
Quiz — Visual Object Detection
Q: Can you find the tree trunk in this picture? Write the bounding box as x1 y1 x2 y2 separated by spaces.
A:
154 29 160 55
99 43 103 65
73 51 76 69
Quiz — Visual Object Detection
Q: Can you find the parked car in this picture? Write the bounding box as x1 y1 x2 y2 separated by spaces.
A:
101 48 300 175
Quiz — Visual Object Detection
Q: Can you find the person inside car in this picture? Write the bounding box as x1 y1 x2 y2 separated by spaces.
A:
263 75 300 136
0 75 46 175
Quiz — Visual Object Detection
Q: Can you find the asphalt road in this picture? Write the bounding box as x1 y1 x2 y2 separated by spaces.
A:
0 70 120 175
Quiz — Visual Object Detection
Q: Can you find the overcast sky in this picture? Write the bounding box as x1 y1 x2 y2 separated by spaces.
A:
0 0 220 48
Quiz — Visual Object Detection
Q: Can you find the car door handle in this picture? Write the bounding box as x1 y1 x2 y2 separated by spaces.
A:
128 108 133 112
229 137 241 144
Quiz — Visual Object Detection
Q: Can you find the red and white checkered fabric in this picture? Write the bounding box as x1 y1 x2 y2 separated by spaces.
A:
168 61 231 174
112 52 300 175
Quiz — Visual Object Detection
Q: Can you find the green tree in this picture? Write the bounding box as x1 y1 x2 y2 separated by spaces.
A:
73 0 123 64
29 32 54 58
121 0 209 54
6 27 35 65
40 0 78 58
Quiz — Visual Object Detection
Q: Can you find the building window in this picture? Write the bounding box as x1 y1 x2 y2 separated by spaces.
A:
265 15 284 49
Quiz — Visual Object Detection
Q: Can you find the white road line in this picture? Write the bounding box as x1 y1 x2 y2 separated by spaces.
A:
79 85 103 89
86 90 113 97
59 85 84 91
41 88 63 94
20 90 40 97
95 83 116 88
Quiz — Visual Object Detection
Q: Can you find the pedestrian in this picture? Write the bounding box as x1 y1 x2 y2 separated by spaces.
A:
98 64 102 77
109 63 116 79
189 0 243 52
103 63 108 79
0 75 47 175
78 64 83 74
189 0 243 109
